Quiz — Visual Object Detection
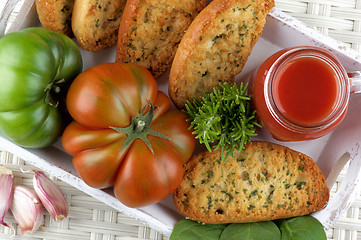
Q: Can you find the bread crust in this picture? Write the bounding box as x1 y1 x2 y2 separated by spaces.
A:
173 141 329 224
72 0 127 52
35 0 74 37
115 0 207 78
168 0 275 109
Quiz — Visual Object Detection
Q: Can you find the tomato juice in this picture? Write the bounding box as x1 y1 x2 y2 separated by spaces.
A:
249 46 350 141
273 56 338 126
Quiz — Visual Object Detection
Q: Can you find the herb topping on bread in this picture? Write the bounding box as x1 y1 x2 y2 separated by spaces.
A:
173 141 329 224
116 0 207 78
168 0 275 109
72 0 127 52
35 0 74 37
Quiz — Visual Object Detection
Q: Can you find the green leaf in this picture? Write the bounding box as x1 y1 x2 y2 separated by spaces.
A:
279 216 327 240
170 219 227 240
220 221 281 240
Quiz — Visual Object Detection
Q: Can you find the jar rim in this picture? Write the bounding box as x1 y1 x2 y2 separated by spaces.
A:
264 46 350 132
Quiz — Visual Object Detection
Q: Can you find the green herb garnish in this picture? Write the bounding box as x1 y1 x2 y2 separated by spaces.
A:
184 82 261 162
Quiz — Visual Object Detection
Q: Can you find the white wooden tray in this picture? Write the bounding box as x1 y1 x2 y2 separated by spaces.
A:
2 1 361 236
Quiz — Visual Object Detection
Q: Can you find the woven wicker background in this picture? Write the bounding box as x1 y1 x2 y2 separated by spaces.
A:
276 0 361 52
1 0 361 239
0 150 167 240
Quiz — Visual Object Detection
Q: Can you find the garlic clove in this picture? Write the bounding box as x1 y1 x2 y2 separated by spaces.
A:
0 166 14 229
10 185 44 235
32 170 68 222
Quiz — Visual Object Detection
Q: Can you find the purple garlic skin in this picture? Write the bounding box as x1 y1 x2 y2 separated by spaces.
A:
33 170 68 221
10 185 44 235
0 166 14 229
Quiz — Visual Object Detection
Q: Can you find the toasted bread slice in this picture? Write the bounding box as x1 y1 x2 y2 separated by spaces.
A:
173 141 329 224
35 0 74 37
168 0 274 109
115 0 207 78
72 0 127 52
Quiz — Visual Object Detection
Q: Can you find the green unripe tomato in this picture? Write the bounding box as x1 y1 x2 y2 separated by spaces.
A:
0 27 83 148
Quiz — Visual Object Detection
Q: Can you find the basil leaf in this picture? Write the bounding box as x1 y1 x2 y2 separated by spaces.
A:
279 216 327 240
220 221 281 240
170 219 227 240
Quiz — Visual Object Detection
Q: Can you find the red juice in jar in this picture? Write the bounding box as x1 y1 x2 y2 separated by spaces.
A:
274 56 338 126
249 46 350 141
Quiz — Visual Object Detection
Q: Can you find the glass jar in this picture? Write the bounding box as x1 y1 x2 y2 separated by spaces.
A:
249 46 358 141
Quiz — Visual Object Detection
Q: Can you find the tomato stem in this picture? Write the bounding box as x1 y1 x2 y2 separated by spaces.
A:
110 101 170 153
44 78 66 108
135 120 146 133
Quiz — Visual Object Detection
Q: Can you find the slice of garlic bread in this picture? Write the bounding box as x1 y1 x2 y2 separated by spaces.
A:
168 0 274 109
173 141 329 224
115 0 207 78
35 0 74 37
72 0 127 52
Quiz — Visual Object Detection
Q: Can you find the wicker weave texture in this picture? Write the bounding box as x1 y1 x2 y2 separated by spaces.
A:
326 163 361 240
0 150 168 240
275 0 361 52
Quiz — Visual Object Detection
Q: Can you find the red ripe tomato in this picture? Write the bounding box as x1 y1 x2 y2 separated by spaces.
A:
62 63 195 208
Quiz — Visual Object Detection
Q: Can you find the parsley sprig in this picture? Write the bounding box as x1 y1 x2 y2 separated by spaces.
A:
184 82 261 162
